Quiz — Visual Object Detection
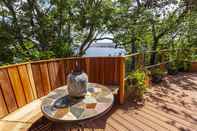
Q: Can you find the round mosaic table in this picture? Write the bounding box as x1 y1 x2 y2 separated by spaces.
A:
41 83 114 123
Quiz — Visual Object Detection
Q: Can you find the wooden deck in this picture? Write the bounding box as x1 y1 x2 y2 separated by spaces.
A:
1 73 197 131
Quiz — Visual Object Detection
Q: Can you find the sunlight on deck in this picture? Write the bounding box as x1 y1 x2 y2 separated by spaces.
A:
0 73 197 131
27 73 197 131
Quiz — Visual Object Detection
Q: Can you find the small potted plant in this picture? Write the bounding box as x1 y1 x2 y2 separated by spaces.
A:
150 68 166 84
125 70 148 100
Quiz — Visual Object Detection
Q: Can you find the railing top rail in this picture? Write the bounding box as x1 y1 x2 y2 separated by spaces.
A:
0 56 124 69
125 48 197 58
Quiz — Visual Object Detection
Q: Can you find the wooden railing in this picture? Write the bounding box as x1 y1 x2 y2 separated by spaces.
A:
125 49 172 73
0 56 125 118
0 48 196 119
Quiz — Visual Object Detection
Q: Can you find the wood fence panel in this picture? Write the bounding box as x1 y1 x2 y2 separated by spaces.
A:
31 64 45 98
54 61 63 87
79 58 86 72
48 62 56 90
100 58 105 85
109 58 115 84
88 58 96 83
95 58 100 83
8 67 27 107
18 65 34 103
114 58 120 85
26 63 37 99
95 58 102 84
0 86 8 118
0 56 125 111
103 58 112 85
58 61 66 85
0 69 18 112
87 57 120 85
39 62 51 95
64 60 69 85
48 62 63 89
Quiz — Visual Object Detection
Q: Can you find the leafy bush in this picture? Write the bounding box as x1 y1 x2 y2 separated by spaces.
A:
150 68 166 84
125 70 148 100
176 60 191 72
166 62 178 75
169 48 192 73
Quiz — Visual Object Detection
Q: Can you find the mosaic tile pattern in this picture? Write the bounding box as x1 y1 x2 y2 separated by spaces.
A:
41 83 114 122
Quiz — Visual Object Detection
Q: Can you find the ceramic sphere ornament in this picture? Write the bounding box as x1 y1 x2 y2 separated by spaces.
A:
67 62 88 98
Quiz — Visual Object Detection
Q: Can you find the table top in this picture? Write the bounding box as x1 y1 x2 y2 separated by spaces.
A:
41 83 114 122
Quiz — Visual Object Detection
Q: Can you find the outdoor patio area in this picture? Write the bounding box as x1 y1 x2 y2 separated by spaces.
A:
25 73 197 131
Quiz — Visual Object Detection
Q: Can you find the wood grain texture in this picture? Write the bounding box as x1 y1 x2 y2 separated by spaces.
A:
8 67 27 107
2 99 42 123
103 58 111 85
31 64 45 98
58 61 66 85
26 63 37 99
39 62 51 95
85 58 90 76
48 62 61 90
0 121 31 131
18 65 34 103
0 69 18 112
0 57 124 117
0 86 8 118
114 58 120 85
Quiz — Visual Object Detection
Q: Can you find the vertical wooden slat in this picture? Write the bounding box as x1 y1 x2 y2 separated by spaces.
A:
31 64 45 98
48 62 61 89
18 65 34 103
89 58 95 83
119 57 125 104
96 58 102 84
26 63 37 99
114 58 119 85
53 62 61 87
0 69 18 112
0 85 8 118
110 58 115 84
85 58 90 76
80 58 86 73
40 62 51 95
64 60 68 85
8 67 27 107
58 60 66 85
99 58 105 85
93 58 99 83
103 58 110 85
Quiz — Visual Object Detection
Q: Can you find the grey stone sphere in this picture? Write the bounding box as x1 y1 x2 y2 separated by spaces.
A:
67 72 88 97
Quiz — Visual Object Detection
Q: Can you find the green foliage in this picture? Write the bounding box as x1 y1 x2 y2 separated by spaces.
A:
0 0 196 66
150 68 166 83
166 62 179 75
169 48 193 72
126 69 148 100
0 0 115 64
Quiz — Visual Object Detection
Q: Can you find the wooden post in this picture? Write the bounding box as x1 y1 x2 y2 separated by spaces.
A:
119 57 125 104
159 53 165 70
